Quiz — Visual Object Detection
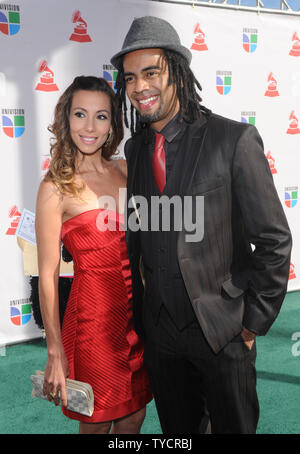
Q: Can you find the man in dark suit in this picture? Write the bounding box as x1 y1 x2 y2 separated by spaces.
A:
111 16 292 434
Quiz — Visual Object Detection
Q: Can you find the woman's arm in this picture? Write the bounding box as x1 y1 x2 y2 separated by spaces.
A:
35 180 69 407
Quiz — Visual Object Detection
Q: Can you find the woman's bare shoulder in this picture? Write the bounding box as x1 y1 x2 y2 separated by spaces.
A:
111 157 127 177
36 178 63 207
38 177 57 192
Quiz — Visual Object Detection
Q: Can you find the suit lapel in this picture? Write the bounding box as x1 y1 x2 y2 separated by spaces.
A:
178 115 209 195
177 114 210 266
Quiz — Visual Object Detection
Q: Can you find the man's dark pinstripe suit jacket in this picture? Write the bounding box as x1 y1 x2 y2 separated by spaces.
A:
124 112 292 354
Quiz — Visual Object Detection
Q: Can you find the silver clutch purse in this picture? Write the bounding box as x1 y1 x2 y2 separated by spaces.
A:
30 370 94 417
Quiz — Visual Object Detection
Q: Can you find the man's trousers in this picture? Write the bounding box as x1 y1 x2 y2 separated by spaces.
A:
142 304 259 434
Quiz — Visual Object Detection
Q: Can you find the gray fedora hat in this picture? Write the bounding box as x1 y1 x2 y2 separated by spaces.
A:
111 16 192 69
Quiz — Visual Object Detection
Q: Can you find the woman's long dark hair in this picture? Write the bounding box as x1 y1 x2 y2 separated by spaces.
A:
115 49 211 136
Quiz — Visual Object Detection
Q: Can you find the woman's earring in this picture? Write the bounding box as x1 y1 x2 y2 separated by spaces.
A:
104 132 112 147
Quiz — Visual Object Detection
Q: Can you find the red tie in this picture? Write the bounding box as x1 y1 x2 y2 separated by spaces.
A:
152 133 166 193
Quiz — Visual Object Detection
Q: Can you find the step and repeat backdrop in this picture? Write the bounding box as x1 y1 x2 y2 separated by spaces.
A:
0 0 299 345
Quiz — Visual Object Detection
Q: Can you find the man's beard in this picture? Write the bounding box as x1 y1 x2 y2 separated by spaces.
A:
138 105 163 124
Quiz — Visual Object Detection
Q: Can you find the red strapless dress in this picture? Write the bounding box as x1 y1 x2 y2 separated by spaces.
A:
61 209 152 423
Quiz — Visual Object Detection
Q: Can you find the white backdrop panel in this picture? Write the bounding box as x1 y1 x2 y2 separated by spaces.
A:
0 0 299 344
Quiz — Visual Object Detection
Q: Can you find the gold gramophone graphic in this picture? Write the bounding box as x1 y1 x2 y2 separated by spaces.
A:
69 10 92 42
289 32 300 57
287 111 300 135
35 60 59 92
264 72 279 97
190 23 208 51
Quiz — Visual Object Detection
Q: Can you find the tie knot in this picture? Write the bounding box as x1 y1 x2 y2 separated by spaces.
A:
155 133 165 149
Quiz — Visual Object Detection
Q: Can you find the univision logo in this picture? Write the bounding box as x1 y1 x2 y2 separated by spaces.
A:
0 3 20 36
241 111 256 125
285 186 298 208
1 108 25 138
243 28 258 53
216 71 232 95
10 298 32 326
103 64 118 93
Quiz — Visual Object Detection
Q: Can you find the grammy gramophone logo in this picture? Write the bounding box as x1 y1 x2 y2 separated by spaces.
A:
265 151 277 175
35 60 59 92
69 10 92 42
264 72 279 97
190 23 208 51
6 205 21 235
289 32 300 57
289 263 296 280
286 111 300 135
42 157 50 171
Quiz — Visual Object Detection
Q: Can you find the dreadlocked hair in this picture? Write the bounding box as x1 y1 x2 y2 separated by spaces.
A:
115 48 211 136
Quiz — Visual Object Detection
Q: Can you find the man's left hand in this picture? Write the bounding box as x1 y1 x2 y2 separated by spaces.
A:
241 327 256 351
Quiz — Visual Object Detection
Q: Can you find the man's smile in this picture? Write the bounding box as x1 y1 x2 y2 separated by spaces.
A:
136 95 159 111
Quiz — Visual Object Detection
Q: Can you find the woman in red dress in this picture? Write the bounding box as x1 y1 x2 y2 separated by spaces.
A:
35 76 152 434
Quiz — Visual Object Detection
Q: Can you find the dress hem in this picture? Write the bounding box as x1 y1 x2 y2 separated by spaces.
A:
61 389 153 424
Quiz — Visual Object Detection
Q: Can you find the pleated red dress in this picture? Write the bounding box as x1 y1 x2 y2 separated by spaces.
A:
61 208 152 423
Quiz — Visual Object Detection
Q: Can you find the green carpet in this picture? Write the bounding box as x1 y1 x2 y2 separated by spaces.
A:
0 291 299 434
